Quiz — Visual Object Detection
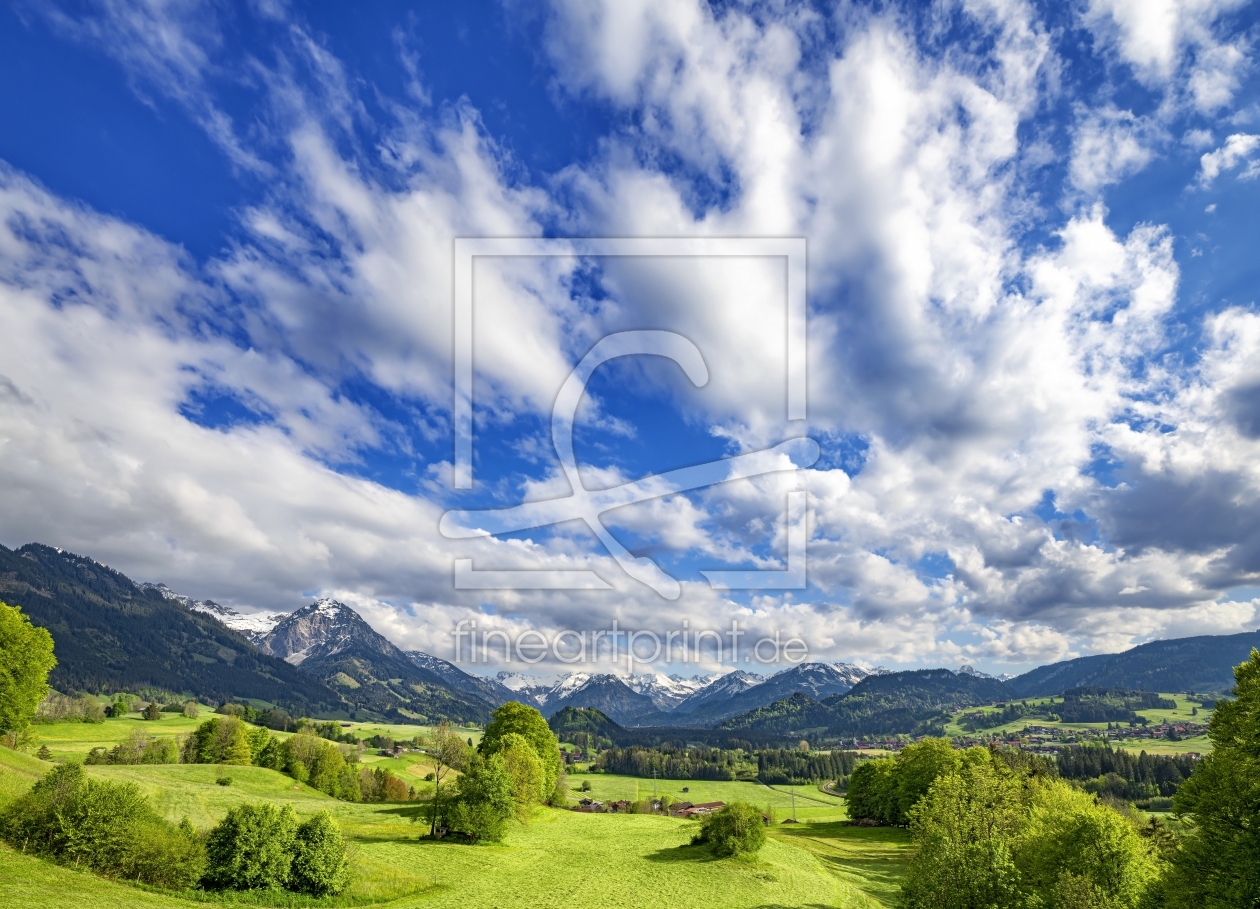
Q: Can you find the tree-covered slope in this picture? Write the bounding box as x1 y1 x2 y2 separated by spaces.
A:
0 543 344 714
1008 630 1260 697
720 669 1014 737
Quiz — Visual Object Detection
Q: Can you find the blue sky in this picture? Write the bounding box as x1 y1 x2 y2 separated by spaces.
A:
2 0 1260 678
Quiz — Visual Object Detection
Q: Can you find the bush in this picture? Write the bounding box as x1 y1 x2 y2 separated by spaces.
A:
85 728 178 765
693 803 766 857
34 694 105 724
202 802 297 891
289 811 350 896
0 761 204 888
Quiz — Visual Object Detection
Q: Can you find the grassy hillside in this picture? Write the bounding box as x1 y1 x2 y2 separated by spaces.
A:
938 693 1214 754
1 718 912 908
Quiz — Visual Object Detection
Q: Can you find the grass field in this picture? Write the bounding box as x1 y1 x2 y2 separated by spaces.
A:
0 721 913 909
569 773 849 822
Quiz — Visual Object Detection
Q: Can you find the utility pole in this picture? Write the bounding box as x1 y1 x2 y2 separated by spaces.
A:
791 789 797 822
652 768 657 798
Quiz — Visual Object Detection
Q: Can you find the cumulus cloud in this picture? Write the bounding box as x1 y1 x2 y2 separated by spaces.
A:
2 0 1259 677
1082 0 1251 111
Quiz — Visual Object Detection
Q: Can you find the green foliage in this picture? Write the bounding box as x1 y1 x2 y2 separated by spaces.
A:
445 752 514 843
182 701 200 718
0 761 205 889
1162 648 1260 908
184 716 254 765
142 702 163 721
901 755 1159 909
757 748 859 784
202 802 297 891
901 760 1033 909
1015 783 1159 909
85 727 179 765
480 702 562 796
0 600 58 736
597 743 756 781
498 732 545 820
289 811 350 896
34 693 105 724
358 766 409 801
845 739 988 825
693 802 767 857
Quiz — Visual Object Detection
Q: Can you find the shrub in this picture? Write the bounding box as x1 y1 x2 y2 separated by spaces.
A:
36 745 51 761
202 802 297 891
34 694 105 724
86 728 178 765
693 803 766 857
446 799 510 844
0 761 204 888
216 775 232 786
182 701 200 719
289 812 350 896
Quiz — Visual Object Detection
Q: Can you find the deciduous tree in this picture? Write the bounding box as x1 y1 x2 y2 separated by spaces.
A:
0 601 56 739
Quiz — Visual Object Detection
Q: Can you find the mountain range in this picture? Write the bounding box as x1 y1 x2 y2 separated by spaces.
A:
6 541 1257 735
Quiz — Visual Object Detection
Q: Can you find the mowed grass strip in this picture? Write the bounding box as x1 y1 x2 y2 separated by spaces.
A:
772 821 912 908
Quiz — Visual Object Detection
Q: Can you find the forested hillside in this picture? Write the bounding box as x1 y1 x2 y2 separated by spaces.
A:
0 544 344 714
1009 631 1260 696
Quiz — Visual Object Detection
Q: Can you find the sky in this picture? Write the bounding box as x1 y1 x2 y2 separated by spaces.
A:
2 0 1260 680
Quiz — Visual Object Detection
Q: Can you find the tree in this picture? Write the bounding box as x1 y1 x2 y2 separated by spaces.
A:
497 732 546 820
846 757 896 823
479 702 562 796
1162 649 1260 907
1014 782 1159 909
693 802 767 857
203 802 298 891
142 701 162 721
289 811 349 896
425 720 470 836
901 760 1030 909
182 701 200 719
445 752 515 843
0 601 57 739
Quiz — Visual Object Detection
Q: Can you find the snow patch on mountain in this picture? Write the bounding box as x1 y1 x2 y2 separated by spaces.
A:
142 582 289 643
626 672 722 709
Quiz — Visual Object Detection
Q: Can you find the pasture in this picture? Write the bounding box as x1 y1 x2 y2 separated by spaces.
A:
0 719 912 909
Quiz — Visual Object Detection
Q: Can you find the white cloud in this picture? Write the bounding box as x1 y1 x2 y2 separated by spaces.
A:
1082 0 1251 111
1197 132 1260 184
3 0 1260 676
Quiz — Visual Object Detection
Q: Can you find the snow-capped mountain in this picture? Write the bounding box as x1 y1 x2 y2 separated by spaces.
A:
541 673 659 724
142 582 289 644
672 669 766 715
625 672 722 709
258 599 494 723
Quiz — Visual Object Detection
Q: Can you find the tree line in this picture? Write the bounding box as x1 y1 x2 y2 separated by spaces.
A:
1055 742 1197 800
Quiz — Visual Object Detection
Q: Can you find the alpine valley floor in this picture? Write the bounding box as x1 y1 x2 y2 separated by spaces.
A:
0 720 910 909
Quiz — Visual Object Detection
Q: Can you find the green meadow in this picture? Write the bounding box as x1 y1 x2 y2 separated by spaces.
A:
939 693 1215 753
0 719 911 909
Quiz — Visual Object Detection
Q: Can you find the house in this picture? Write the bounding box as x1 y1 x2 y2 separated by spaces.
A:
669 801 694 816
677 801 725 818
